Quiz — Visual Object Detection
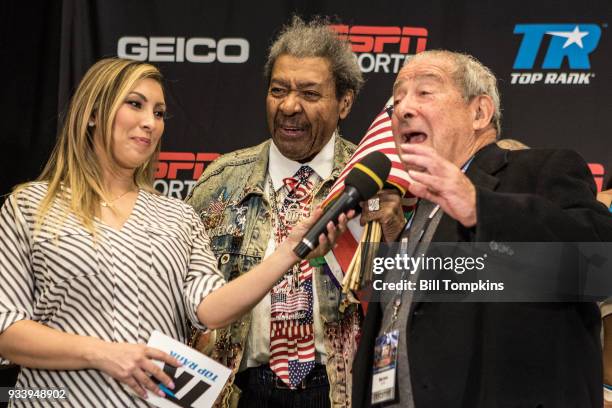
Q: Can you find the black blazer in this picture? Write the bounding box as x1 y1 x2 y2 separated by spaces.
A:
353 144 612 408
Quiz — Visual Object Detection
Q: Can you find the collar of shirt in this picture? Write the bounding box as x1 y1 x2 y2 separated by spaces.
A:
268 132 336 192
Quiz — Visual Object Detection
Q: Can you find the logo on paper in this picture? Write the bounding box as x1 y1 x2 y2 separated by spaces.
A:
511 24 601 85
157 362 212 407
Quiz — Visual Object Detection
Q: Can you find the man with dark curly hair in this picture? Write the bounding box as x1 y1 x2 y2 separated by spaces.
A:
187 16 365 408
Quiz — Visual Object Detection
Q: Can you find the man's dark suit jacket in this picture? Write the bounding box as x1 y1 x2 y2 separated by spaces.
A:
353 143 612 408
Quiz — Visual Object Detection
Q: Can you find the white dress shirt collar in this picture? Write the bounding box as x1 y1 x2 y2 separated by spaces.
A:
268 132 336 191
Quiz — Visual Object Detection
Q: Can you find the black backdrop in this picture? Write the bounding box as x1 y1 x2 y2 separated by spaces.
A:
2 0 611 201
1 0 611 390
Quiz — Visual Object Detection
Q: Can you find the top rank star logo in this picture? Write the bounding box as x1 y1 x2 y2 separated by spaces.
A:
513 23 601 70
546 25 589 48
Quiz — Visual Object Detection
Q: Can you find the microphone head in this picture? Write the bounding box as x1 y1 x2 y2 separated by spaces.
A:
344 151 392 201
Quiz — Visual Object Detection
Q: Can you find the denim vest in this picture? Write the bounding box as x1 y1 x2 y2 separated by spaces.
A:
186 137 360 407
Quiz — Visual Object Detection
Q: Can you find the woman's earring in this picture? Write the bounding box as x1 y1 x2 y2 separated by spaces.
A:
88 121 95 128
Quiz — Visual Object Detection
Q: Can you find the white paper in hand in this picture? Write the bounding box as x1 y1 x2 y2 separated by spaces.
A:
145 330 231 408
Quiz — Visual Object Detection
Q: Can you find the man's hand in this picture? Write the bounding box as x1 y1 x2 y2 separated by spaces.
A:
360 189 406 242
399 143 477 227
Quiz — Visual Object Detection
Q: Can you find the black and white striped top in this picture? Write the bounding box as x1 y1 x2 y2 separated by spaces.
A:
0 182 225 407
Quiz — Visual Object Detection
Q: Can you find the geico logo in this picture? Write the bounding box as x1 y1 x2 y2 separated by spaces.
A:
155 152 220 180
117 36 249 63
330 25 428 54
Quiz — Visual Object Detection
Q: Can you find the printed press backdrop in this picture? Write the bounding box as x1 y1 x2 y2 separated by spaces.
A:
1 0 611 200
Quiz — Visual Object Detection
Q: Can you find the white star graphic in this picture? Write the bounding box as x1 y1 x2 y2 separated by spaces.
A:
546 25 589 49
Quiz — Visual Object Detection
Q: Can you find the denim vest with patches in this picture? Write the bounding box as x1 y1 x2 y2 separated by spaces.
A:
186 137 361 407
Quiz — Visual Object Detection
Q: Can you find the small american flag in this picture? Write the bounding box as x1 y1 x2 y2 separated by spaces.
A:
323 97 412 208
323 97 415 278
270 276 316 387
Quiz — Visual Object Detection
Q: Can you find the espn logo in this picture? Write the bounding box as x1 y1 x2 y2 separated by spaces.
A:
154 152 220 199
589 163 605 192
331 25 428 54
155 152 220 180
330 25 428 74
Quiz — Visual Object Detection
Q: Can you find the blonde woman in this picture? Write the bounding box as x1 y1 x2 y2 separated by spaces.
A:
0 58 346 406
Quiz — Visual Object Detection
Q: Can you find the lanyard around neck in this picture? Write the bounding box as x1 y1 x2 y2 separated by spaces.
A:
387 156 475 326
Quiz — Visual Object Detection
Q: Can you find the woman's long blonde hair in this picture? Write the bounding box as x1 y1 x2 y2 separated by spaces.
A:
22 58 163 233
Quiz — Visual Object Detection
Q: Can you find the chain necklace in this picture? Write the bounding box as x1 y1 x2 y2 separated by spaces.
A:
100 188 136 208
267 177 290 237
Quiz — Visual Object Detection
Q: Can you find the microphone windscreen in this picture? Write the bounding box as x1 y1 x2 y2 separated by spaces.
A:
344 151 392 201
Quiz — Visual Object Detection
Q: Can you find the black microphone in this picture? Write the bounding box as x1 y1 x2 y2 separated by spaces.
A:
293 151 392 259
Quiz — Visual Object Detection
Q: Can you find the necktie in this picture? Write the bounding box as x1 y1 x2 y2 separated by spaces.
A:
269 165 317 388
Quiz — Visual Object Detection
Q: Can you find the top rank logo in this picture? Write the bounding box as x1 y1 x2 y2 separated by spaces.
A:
511 24 602 85
330 25 428 74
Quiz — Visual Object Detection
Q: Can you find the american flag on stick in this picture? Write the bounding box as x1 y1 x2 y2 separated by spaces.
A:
322 97 416 310
322 97 413 208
